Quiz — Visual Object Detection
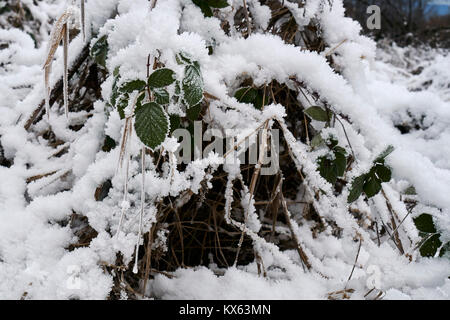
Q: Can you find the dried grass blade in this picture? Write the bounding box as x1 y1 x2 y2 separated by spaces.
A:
43 11 71 69
44 64 51 119
80 0 85 41
43 10 72 120
63 23 69 119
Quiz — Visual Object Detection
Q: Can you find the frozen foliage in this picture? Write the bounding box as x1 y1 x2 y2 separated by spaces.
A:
0 0 449 299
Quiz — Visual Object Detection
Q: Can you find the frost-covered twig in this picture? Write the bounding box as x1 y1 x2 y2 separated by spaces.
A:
280 181 312 270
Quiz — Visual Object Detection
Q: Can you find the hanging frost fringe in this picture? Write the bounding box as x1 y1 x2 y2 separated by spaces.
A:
116 93 141 237
133 147 146 274
224 172 300 275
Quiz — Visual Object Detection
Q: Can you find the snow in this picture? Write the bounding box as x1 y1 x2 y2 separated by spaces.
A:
0 0 449 300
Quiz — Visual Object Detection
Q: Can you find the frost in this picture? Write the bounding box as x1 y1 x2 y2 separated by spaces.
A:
0 0 449 300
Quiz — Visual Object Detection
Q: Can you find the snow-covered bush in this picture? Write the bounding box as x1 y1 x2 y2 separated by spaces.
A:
0 0 448 299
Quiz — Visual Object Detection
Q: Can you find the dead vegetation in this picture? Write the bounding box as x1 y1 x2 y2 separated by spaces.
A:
3 0 444 300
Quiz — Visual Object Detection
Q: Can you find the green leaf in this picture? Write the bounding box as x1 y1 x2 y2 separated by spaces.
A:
363 175 381 198
348 175 366 203
169 114 181 134
413 214 446 258
414 214 437 234
153 88 170 105
134 102 169 150
439 242 449 258
419 234 442 257
119 80 146 93
254 91 268 109
0 3 11 15
375 164 392 182
148 68 176 88
318 157 337 185
317 145 347 185
90 35 108 68
175 80 181 95
176 52 193 65
136 91 146 108
235 87 258 104
182 63 204 108
113 66 120 77
102 135 117 153
333 146 347 155
187 103 202 121
375 145 394 163
327 137 339 149
207 0 229 8
110 74 120 107
234 87 267 109
334 151 347 177
311 134 324 148
192 0 213 17
116 94 129 119
404 186 416 195
304 106 331 122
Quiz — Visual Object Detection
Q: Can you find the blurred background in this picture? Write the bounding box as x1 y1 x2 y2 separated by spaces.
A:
343 0 450 47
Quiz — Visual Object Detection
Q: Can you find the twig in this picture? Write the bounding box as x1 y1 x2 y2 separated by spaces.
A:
325 39 348 57
280 184 312 271
345 235 362 288
381 189 405 255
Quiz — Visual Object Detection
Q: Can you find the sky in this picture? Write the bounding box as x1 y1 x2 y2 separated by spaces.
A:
427 2 450 15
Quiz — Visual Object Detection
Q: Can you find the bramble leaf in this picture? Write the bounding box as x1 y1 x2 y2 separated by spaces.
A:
375 164 391 182
414 213 437 234
91 35 108 68
148 68 176 88
363 174 382 198
134 102 169 150
348 174 366 203
182 63 203 107
234 87 266 109
305 106 332 122
120 79 146 93
153 88 170 105
375 145 394 163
